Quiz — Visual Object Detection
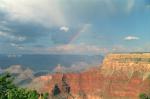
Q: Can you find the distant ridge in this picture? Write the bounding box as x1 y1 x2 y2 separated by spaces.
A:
0 54 103 72
110 52 150 54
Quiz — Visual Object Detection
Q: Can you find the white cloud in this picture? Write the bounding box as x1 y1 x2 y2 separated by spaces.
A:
0 31 26 41
10 43 18 47
124 36 140 40
60 26 69 32
0 0 135 28
0 25 11 31
10 43 24 49
0 31 8 37
0 0 67 27
17 36 26 42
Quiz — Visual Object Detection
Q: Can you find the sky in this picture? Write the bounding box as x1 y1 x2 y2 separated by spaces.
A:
0 0 150 55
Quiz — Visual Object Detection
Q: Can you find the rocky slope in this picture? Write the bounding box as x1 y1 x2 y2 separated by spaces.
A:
39 53 150 99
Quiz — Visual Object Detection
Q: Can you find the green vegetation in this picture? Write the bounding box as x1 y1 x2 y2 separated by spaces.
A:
139 93 150 99
52 84 61 96
0 73 49 99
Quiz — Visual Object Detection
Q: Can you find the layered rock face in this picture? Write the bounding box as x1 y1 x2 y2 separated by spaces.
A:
42 69 105 99
40 53 150 99
100 53 150 99
101 53 150 76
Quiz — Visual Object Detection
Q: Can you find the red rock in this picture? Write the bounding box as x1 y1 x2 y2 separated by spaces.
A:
40 53 150 99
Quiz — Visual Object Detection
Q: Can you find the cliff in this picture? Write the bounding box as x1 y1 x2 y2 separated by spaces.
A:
101 53 150 77
39 53 150 99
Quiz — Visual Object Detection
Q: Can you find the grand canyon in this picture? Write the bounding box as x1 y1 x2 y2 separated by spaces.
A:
0 0 150 99
35 53 150 99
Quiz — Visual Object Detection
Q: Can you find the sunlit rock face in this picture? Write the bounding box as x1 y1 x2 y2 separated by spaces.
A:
101 53 150 76
40 53 150 99
99 53 150 99
28 75 52 92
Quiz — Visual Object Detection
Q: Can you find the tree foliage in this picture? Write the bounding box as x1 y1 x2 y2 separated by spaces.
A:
139 93 150 99
52 84 61 96
0 73 48 99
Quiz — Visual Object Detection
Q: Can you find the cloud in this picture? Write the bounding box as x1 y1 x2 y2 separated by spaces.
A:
126 0 135 13
0 0 145 54
60 26 69 32
145 0 150 8
16 44 107 54
48 44 108 54
124 36 140 40
0 0 67 27
80 24 92 33
10 43 24 49
0 0 136 28
10 43 19 47
0 31 26 42
0 18 52 45
104 0 136 14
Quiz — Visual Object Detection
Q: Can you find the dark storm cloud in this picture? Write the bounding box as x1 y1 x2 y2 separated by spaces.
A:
3 22 50 43
0 10 51 44
0 10 79 45
0 11 6 20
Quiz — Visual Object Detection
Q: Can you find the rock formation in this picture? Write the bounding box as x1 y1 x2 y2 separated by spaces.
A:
40 53 150 99
101 53 150 76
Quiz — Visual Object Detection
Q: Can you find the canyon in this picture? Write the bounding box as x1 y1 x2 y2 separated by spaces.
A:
37 53 150 99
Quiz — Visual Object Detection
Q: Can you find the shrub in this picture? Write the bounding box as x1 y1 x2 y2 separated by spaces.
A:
0 73 48 99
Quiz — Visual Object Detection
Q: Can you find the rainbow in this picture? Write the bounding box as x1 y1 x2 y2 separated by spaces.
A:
68 29 83 44
68 24 89 44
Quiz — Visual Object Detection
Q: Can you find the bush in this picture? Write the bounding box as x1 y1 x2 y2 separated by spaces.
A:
139 93 149 99
0 73 48 99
